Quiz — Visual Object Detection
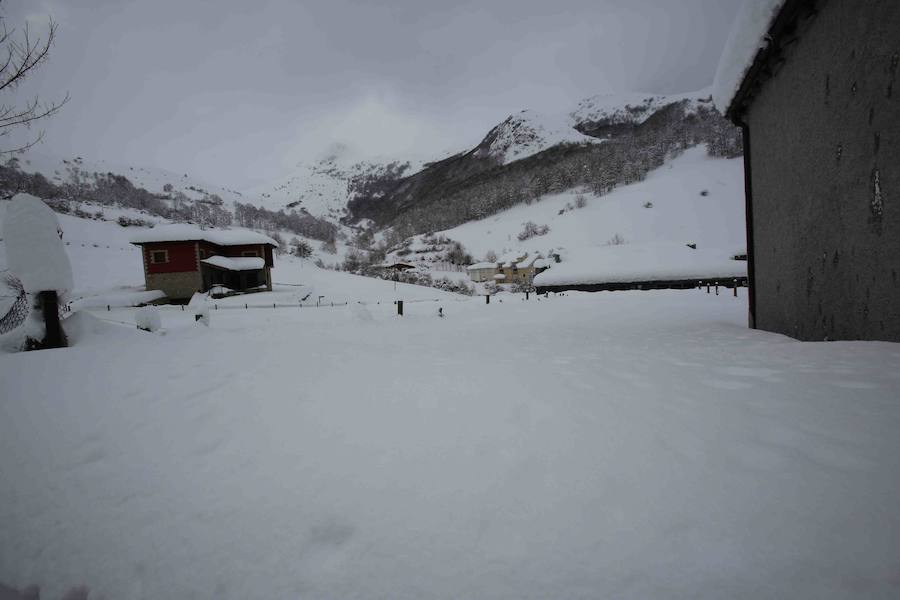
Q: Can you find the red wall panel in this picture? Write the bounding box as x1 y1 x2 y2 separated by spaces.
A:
144 242 198 274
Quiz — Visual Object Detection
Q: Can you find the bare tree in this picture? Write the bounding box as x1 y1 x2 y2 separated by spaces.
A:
0 6 69 154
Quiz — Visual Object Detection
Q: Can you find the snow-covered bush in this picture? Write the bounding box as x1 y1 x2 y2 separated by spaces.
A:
517 221 550 241
606 233 626 246
135 306 162 332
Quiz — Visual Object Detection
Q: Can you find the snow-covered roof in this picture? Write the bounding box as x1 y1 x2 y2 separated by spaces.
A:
2 193 74 293
498 251 526 268
533 243 747 287
467 262 498 270
533 259 549 269
201 256 265 271
493 273 507 280
516 254 544 269
130 224 278 247
712 0 787 114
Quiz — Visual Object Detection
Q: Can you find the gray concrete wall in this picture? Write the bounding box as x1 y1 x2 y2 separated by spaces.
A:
746 0 900 341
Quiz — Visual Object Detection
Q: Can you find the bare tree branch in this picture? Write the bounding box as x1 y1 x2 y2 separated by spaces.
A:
0 8 69 154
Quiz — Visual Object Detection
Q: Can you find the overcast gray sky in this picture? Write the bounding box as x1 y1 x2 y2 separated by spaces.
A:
4 0 743 189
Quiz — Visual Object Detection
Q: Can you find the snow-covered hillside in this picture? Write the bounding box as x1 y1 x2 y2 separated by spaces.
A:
391 147 745 271
12 151 246 206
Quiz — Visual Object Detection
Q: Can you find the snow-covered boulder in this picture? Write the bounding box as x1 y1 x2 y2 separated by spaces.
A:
2 193 73 294
135 305 162 332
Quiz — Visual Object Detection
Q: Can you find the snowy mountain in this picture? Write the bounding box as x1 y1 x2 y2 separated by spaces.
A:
241 143 423 220
472 109 600 165
347 88 741 234
570 88 714 136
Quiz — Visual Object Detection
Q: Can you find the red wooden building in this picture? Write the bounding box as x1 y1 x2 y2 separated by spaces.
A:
131 225 278 301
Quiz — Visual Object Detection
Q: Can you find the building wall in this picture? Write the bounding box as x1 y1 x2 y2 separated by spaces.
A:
146 270 203 301
746 0 900 341
468 268 496 282
143 242 198 274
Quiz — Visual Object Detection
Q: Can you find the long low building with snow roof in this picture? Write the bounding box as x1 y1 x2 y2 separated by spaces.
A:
533 243 747 293
130 224 277 300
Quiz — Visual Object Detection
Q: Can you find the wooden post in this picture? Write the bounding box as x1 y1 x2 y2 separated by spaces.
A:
715 283 719 296
706 284 710 294
733 280 738 297
397 300 404 316
526 292 529 300
486 295 490 304
38 290 66 349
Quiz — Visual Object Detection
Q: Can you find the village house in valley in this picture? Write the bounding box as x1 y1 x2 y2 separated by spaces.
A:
131 224 277 301
466 252 549 285
716 0 899 341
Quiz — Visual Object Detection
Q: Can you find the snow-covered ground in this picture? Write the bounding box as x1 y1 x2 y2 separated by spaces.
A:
1 290 899 599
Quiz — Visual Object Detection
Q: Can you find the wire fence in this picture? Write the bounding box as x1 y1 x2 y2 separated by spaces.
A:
0 274 29 334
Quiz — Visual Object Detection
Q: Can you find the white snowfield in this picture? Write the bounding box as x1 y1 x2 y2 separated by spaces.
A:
713 0 786 113
1 291 899 599
129 223 278 247
533 243 745 287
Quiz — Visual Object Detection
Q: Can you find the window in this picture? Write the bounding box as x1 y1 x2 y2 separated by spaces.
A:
150 250 168 264
241 250 259 257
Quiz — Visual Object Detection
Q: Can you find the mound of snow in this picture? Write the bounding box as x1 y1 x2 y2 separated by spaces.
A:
135 305 162 332
2 193 74 294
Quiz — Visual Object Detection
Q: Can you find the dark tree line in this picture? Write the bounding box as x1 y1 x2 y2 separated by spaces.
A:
0 158 232 227
233 202 337 242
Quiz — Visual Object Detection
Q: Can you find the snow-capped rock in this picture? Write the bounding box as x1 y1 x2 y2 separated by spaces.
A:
473 109 599 165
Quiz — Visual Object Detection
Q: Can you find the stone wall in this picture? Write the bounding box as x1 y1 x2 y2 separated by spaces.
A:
146 271 203 301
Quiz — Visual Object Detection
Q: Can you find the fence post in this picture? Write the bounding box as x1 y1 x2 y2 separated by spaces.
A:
706 283 710 294
107 305 110 311
215 303 218 310
733 280 738 297
397 300 404 316
526 292 529 300
245 303 248 309
486 295 490 304
715 283 719 296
